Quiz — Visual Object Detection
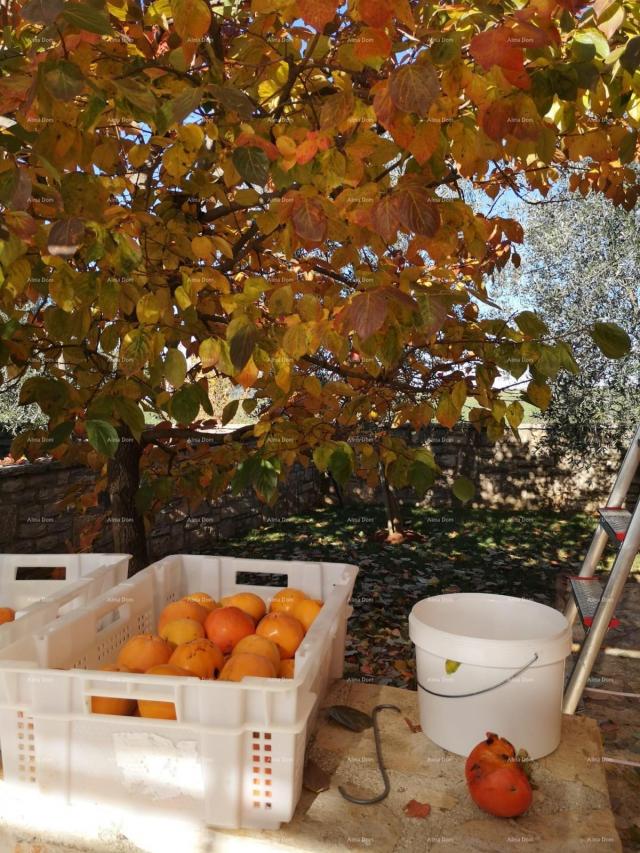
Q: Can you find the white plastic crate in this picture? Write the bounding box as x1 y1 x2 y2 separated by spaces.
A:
0 553 131 649
0 554 358 830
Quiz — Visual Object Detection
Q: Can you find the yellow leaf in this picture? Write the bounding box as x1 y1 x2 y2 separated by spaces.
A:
282 323 309 358
275 359 292 393
178 123 204 151
136 293 162 324
171 0 211 41
199 338 220 368
191 235 215 261
174 285 192 310
128 143 150 169
210 236 233 258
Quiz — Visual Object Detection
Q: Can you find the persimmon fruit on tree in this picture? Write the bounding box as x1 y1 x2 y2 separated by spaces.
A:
0 0 637 566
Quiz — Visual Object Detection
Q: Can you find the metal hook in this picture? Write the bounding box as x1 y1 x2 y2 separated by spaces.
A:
338 704 402 805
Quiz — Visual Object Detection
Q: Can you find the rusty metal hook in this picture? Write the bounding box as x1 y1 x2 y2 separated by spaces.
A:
338 704 402 805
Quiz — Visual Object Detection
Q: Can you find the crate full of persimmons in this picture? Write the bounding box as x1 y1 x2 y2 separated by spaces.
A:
0 554 358 830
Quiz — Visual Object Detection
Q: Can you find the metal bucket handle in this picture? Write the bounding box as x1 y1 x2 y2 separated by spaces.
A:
417 653 539 699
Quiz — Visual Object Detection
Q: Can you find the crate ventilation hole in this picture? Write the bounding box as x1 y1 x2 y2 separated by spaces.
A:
251 731 273 810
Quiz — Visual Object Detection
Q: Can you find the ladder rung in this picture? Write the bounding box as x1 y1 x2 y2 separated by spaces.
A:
569 577 620 629
598 507 632 543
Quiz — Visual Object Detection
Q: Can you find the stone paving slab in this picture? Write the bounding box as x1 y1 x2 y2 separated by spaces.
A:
0 682 622 853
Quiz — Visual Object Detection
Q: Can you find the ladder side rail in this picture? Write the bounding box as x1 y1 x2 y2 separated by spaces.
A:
564 423 640 626
563 495 640 714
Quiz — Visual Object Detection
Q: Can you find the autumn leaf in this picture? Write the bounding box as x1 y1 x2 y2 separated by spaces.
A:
21 0 64 24
470 26 525 72
233 146 270 185
396 185 441 236
388 63 440 116
296 0 337 31
359 0 394 28
41 59 85 100
339 291 388 341
291 195 327 243
355 28 393 62
370 194 403 242
403 799 431 819
172 0 212 41
47 218 84 255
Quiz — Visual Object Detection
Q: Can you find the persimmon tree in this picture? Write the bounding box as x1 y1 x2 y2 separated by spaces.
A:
0 0 637 566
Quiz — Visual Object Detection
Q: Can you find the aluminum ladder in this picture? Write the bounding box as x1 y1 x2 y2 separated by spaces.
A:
562 422 640 714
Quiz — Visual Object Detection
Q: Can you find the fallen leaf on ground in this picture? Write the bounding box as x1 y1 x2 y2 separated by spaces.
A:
404 798 431 818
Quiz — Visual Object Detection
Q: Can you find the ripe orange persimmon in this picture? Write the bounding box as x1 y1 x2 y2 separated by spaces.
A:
90 664 137 716
232 634 280 669
117 634 173 673
158 600 208 632
204 606 255 654
138 664 197 720
0 607 16 625
169 638 224 679
291 599 322 632
221 592 266 622
219 653 277 681
269 588 307 614
256 612 305 659
465 732 517 785
160 618 205 646
182 592 218 612
278 659 295 679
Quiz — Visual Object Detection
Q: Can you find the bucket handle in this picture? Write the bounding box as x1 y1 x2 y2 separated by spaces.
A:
417 653 539 699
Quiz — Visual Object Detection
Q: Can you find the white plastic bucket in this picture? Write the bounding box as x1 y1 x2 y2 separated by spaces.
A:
409 593 572 759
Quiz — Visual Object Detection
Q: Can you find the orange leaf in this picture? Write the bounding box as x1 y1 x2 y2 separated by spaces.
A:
295 137 319 165
470 26 525 73
172 0 211 41
354 27 392 61
388 63 441 116
359 0 394 27
408 121 442 165
296 0 337 31
403 799 431 819
291 195 327 243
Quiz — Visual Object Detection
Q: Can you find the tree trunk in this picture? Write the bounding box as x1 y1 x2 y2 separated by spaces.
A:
107 427 148 574
378 462 403 534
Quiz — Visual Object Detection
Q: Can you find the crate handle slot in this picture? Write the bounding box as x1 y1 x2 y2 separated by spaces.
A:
15 566 67 581
95 600 131 633
234 571 288 587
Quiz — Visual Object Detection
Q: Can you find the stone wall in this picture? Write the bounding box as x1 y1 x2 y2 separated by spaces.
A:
0 458 322 559
1 424 637 558
345 424 639 513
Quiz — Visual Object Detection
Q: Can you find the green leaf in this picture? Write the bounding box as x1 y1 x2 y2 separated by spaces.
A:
171 385 200 424
48 420 74 449
164 348 187 388
61 2 112 34
228 317 257 370
221 399 239 425
408 461 436 497
41 59 85 101
556 340 579 375
232 146 270 185
115 79 157 114
328 448 353 486
81 94 108 130
86 419 119 458
620 35 640 73
114 398 145 441
312 442 335 472
445 659 461 675
590 322 631 359
515 310 548 338
208 84 255 119
452 476 475 504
